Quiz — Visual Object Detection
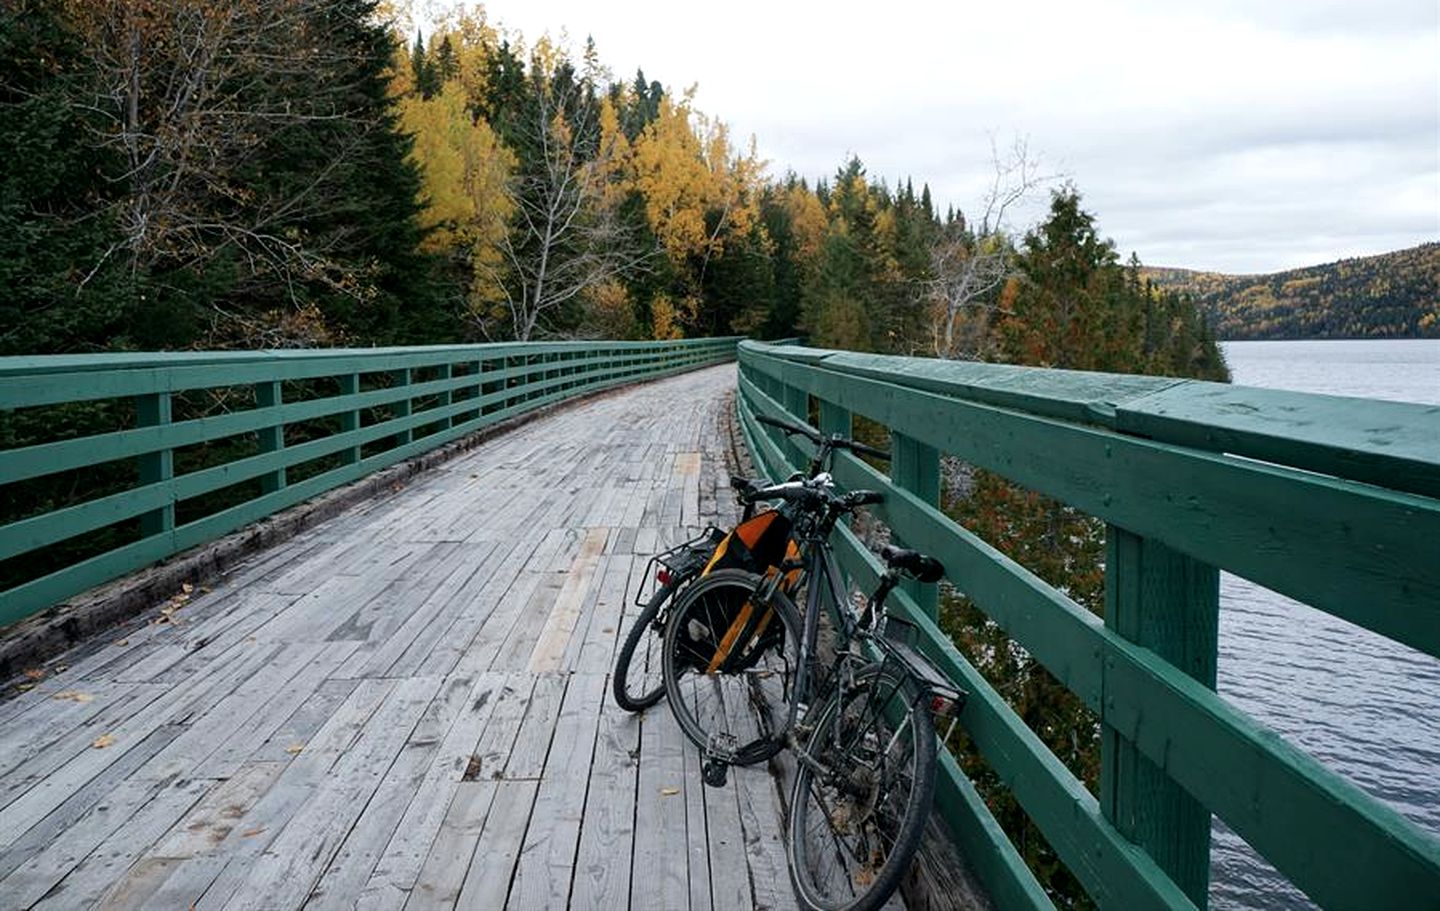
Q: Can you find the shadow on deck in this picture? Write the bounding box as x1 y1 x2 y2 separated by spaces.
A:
0 364 813 910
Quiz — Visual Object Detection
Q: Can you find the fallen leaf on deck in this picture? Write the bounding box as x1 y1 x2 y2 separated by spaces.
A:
23 668 45 680
601 627 614 634
53 691 94 703
92 734 116 749
240 827 266 837
14 683 35 693
285 744 305 755
114 639 130 647
54 664 69 673
181 583 194 594
660 787 680 796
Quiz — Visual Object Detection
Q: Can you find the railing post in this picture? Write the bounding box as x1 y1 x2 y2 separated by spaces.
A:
438 363 453 432
338 374 360 465
392 368 412 446
136 391 174 537
818 399 851 438
1102 527 1218 908
469 360 482 422
255 381 285 494
891 432 940 619
783 381 808 471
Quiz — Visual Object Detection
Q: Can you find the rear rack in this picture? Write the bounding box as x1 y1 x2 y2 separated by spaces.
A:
632 526 725 607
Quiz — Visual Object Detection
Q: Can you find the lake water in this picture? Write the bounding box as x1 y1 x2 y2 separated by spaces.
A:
1210 339 1440 909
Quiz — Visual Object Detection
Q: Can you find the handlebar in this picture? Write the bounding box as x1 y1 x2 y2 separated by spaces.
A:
738 478 883 516
754 414 891 462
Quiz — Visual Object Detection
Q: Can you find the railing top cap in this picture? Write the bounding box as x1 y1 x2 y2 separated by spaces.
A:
0 337 743 377
740 339 1440 493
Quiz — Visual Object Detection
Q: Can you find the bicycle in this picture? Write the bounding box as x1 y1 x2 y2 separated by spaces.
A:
661 414 966 911
612 475 797 712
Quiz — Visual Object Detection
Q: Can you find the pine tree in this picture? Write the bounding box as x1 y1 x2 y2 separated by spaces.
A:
0 1 129 354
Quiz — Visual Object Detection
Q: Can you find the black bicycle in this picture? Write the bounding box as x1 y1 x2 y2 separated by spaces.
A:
660 414 966 911
612 475 789 712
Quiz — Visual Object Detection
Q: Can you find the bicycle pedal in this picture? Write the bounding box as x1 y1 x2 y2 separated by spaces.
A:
705 731 739 762
702 758 730 788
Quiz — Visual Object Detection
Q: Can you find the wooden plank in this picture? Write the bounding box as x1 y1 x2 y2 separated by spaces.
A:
571 554 634 676
352 673 506 911
527 528 609 673
137 678 397 909
570 691 641 910
0 718 184 882
147 761 286 860
0 643 282 840
732 760 798 911
341 542 497 679
683 722 714 911
404 781 500 910
135 641 330 782
251 678 358 763
195 640 360 777
29 775 211 910
703 765 752 911
501 673 567 780
452 780 539 910
507 673 606 909
0 735 193 907
490 573 565 672
408 541 534 679
632 710 691 911
304 672 479 909
218 676 443 911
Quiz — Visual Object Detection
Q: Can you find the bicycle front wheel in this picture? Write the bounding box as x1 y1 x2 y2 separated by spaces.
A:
786 662 937 911
661 568 802 765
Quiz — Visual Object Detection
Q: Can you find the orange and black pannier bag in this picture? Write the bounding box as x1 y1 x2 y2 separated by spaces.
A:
675 509 801 673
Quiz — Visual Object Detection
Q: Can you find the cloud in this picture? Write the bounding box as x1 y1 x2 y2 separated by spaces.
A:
429 0 1439 272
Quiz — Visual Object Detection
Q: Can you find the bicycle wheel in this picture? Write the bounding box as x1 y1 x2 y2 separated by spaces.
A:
661 568 802 765
612 580 678 712
786 662 937 911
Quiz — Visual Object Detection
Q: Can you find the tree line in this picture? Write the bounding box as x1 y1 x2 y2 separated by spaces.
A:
5 0 1229 377
1144 242 1440 340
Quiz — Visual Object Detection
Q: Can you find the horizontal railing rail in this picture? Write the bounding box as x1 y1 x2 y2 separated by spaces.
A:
736 339 1440 910
0 337 739 626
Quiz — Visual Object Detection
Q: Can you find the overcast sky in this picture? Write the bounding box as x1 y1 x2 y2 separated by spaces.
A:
419 0 1438 274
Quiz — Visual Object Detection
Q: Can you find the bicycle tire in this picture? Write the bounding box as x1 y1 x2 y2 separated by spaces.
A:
661 568 802 765
612 580 677 712
786 662 937 911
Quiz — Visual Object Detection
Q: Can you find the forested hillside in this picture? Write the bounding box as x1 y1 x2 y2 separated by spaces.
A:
1144 243 1440 340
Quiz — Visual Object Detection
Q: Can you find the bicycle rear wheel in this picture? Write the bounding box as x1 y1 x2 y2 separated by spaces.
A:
612 581 677 712
661 568 801 766
786 662 937 911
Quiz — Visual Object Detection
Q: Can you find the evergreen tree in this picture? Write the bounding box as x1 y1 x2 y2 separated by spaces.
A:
0 1 129 354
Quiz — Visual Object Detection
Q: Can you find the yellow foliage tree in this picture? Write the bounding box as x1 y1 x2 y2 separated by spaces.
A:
629 94 764 273
398 81 516 316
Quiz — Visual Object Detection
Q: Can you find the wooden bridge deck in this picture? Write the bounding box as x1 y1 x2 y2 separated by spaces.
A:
0 363 809 910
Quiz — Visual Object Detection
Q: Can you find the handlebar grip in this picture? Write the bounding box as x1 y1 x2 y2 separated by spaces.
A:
850 441 892 461
754 413 821 443
880 544 945 583
846 490 884 507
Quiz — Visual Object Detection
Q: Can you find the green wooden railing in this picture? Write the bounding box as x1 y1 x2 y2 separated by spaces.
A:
0 338 738 626
736 340 1440 910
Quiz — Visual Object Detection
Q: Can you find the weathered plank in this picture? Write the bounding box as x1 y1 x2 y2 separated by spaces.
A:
507 672 606 909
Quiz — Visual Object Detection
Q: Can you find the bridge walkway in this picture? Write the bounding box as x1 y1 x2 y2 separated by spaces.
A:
0 363 811 910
